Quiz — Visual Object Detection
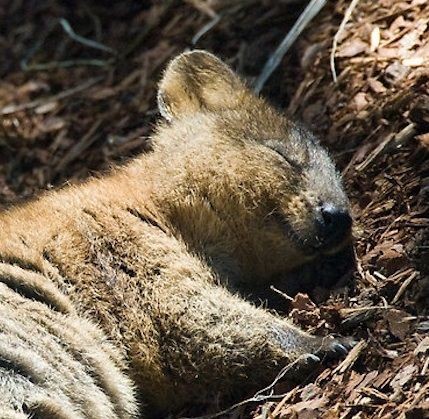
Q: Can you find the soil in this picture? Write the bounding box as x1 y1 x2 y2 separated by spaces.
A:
0 1 428 418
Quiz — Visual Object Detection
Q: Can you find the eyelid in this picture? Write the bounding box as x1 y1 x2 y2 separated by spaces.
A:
266 143 302 171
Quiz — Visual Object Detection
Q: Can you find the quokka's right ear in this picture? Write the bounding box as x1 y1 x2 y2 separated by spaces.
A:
157 50 247 121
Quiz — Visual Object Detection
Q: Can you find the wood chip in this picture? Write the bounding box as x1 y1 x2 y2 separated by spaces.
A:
334 340 367 375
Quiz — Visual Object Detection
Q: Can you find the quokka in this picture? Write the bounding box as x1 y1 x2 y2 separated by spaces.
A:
0 50 354 418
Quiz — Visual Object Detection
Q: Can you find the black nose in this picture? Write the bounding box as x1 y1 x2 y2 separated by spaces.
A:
318 203 352 248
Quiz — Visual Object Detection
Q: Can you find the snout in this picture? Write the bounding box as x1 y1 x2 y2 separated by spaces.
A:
316 203 352 250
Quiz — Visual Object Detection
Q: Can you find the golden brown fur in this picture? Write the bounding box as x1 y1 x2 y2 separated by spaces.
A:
0 51 353 417
0 264 137 418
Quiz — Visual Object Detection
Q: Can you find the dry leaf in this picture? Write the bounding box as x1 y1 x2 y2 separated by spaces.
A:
282 397 328 416
384 63 410 84
39 117 66 133
301 383 322 401
402 57 425 67
292 293 317 311
370 26 381 52
390 16 407 33
390 364 418 390
368 78 387 93
338 38 367 58
399 31 420 50
385 309 411 340
35 102 58 114
354 92 369 111
378 48 399 58
414 337 429 356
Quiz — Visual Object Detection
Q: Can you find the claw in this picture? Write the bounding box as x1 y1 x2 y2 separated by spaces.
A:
315 335 357 359
303 353 320 363
337 337 358 350
332 342 348 354
309 354 321 363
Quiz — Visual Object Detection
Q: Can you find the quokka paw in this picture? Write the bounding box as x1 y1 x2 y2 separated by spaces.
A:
292 336 356 377
299 353 322 364
315 335 357 359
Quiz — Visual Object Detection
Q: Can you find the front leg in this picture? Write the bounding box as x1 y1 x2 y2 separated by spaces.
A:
43 209 352 416
140 265 352 414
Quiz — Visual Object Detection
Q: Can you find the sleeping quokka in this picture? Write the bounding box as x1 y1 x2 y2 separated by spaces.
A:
0 50 353 418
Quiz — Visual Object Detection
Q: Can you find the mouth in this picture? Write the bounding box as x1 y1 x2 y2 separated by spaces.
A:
275 216 320 256
322 233 353 255
279 216 352 257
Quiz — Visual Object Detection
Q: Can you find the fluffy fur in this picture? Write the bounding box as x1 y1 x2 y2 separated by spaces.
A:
0 51 352 417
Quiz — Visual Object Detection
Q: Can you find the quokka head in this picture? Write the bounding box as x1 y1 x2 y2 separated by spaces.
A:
155 50 352 281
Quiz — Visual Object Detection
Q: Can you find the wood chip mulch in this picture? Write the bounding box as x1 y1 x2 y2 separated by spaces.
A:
0 1 427 418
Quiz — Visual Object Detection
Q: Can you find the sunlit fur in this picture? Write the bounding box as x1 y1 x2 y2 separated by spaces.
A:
0 51 352 417
0 265 137 418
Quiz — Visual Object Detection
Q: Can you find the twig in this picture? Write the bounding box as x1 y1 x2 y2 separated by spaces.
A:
54 117 105 175
120 1 175 59
254 0 327 94
0 77 104 115
20 18 115 72
192 14 221 45
23 58 111 72
340 305 393 326
270 285 294 301
341 126 382 176
355 123 416 172
20 21 58 71
333 340 366 374
341 305 392 316
391 272 418 304
59 18 116 54
330 0 361 83
359 387 390 401
270 388 299 417
181 353 314 419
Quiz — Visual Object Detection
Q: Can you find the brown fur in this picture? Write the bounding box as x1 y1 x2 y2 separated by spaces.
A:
0 51 352 417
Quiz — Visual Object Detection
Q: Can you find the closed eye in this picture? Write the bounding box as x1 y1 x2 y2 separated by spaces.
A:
265 140 303 172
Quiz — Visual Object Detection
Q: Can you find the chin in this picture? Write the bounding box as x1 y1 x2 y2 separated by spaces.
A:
323 234 353 256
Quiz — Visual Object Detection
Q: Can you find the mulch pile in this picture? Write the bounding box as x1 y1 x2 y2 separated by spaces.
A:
0 1 428 418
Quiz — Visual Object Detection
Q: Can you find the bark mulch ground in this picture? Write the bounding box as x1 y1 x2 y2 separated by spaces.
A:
0 1 427 418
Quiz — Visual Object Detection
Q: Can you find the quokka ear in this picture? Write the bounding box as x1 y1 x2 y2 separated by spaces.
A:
157 50 247 121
